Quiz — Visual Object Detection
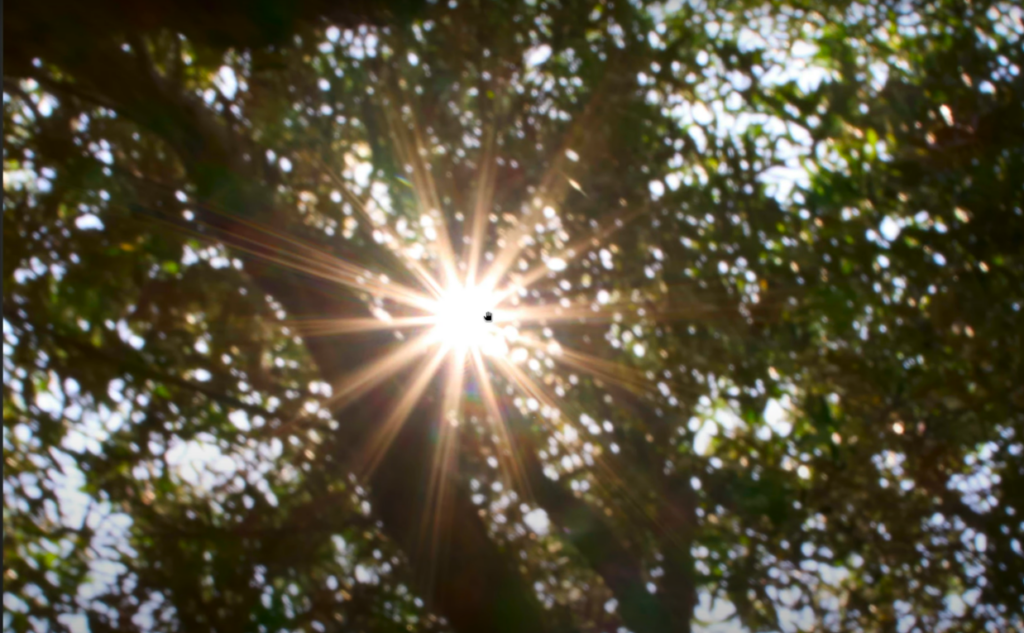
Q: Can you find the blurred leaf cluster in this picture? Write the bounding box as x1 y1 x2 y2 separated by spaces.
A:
4 1 1022 632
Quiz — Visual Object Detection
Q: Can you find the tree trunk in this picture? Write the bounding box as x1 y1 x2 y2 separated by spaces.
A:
512 429 680 633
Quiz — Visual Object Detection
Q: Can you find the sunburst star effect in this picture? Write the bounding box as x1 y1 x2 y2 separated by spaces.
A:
164 94 783 594
198 75 709 588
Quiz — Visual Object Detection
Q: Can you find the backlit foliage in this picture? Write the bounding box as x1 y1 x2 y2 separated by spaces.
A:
4 1 1023 632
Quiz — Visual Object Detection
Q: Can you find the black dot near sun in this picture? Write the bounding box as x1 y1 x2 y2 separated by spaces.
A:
483 311 493 322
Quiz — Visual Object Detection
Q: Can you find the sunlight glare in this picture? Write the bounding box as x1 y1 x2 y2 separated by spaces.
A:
432 284 500 352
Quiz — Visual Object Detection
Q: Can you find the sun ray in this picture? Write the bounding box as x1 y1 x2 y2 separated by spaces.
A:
514 334 651 396
489 356 682 546
469 348 533 504
134 198 440 314
477 198 558 296
307 153 448 301
380 77 461 288
326 331 439 410
416 347 468 590
499 283 803 328
355 343 451 478
271 331 438 438
284 315 438 337
487 354 629 505
187 212 440 312
491 207 645 305
236 240 436 311
464 125 500 288
477 82 611 292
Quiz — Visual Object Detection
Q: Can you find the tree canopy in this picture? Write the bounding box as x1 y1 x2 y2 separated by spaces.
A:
4 1 1023 632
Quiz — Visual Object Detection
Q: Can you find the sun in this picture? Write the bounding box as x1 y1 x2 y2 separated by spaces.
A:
430 284 500 352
